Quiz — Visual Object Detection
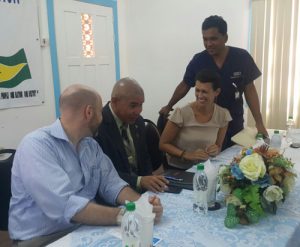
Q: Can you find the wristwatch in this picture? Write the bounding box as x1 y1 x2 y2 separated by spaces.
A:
116 207 126 225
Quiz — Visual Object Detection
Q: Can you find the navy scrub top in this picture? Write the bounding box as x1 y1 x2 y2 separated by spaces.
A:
183 46 261 136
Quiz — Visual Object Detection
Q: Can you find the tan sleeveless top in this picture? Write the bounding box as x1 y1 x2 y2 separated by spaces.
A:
167 103 232 169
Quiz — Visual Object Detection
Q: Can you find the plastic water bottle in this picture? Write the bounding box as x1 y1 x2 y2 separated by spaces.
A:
193 163 208 215
253 133 265 148
270 130 282 150
286 116 295 143
121 202 141 247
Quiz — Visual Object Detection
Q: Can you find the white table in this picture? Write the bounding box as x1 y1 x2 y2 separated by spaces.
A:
48 145 300 247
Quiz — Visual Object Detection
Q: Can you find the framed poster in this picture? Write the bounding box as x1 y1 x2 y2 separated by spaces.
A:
0 0 44 109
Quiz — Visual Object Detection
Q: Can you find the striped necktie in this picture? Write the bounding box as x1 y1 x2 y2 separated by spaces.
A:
120 124 136 171
121 124 130 144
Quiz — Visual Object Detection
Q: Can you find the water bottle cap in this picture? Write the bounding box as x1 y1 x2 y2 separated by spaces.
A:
125 202 136 211
274 130 280 134
196 163 204 170
256 133 263 139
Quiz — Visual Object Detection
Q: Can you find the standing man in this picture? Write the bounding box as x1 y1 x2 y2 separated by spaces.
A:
9 84 163 246
160 15 267 149
95 77 169 193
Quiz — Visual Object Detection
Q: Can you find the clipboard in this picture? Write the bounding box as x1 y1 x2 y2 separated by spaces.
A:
164 169 194 190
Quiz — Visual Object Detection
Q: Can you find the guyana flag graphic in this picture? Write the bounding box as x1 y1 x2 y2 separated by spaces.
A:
0 49 31 88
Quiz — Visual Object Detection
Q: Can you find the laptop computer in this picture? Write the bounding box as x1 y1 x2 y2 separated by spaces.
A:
164 169 194 190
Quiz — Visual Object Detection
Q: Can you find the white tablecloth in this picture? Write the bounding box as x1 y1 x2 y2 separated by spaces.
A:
48 145 300 247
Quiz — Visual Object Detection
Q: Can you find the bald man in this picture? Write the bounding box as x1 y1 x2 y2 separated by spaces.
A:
95 78 169 193
9 84 163 247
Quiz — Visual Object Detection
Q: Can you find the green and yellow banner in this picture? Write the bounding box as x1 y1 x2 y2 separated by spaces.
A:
0 49 31 88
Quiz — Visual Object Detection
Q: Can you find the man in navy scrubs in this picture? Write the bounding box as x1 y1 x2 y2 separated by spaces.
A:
160 15 268 149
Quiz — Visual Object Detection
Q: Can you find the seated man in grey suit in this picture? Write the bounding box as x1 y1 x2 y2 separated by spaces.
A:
95 77 168 193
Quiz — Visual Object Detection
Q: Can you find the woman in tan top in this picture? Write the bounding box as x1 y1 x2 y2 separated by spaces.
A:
159 69 232 170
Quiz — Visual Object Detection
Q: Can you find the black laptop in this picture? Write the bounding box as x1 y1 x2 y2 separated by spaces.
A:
164 169 194 190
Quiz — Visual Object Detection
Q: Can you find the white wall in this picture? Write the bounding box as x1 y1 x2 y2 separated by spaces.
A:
0 0 250 148
0 0 55 149
118 0 251 122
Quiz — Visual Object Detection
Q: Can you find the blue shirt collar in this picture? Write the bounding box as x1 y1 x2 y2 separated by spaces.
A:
47 119 71 143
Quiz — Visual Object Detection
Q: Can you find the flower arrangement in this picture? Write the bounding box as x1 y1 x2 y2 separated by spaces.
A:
219 145 297 228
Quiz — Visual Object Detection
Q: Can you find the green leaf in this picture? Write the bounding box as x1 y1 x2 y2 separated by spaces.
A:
268 156 294 169
241 185 264 216
233 188 243 200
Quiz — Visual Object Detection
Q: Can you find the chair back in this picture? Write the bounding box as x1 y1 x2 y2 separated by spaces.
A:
144 119 168 170
0 149 16 231
157 114 168 134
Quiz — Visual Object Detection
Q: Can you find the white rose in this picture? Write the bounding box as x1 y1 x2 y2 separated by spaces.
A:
263 185 283 202
239 153 266 181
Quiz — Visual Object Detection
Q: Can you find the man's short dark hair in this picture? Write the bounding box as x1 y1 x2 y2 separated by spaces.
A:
195 69 221 90
202 15 227 35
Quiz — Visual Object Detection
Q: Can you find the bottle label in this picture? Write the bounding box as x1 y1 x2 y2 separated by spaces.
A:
122 212 141 247
194 174 208 191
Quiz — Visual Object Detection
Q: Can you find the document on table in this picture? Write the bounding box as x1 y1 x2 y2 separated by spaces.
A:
231 127 257 148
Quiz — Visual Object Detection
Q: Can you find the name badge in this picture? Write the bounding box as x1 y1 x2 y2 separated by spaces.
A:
232 82 240 99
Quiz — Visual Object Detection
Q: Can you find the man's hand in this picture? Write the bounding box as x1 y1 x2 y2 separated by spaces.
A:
159 81 191 116
159 105 173 116
140 175 169 193
183 149 209 161
148 195 163 223
256 122 268 138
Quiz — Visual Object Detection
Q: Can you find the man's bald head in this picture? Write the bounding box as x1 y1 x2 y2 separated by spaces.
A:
111 77 144 100
59 84 103 144
110 78 144 124
59 84 101 113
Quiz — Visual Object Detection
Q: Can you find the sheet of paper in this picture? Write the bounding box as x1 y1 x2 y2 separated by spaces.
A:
231 127 257 147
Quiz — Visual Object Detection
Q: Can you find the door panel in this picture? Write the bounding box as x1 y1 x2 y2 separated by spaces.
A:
54 0 116 103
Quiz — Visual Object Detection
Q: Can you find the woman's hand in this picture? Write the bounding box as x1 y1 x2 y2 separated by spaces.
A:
205 144 220 157
183 149 209 161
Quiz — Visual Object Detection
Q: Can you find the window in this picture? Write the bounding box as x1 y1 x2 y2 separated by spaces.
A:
81 13 95 58
250 0 300 128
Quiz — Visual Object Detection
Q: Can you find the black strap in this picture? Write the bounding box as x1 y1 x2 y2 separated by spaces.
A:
0 149 16 155
0 149 16 163
0 149 16 230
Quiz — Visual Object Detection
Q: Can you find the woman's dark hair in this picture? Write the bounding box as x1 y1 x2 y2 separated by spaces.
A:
202 15 227 35
195 69 221 91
